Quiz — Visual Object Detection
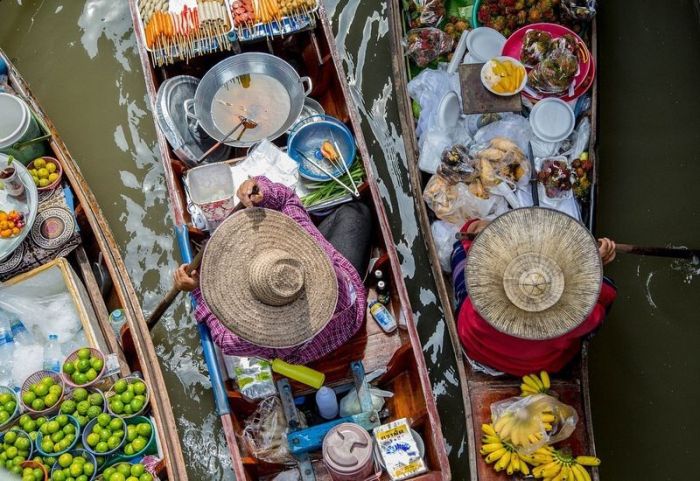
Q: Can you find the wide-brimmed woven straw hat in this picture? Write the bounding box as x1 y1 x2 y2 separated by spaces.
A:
466 207 602 340
200 208 338 348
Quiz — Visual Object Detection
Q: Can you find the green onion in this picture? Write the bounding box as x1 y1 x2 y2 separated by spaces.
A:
301 160 365 207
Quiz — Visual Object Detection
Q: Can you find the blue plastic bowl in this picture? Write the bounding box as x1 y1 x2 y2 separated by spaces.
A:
287 115 356 182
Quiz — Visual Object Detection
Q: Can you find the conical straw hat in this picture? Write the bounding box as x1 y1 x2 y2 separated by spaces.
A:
466 207 602 340
200 208 338 348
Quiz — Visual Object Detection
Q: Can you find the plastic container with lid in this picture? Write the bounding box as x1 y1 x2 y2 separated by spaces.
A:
186 163 237 226
322 423 374 481
0 93 45 164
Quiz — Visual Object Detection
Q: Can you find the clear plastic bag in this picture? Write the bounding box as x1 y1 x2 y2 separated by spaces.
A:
407 69 460 139
431 221 461 272
407 0 446 28
229 357 276 400
423 175 507 223
405 28 454 68
491 394 578 455
242 396 303 465
472 114 533 157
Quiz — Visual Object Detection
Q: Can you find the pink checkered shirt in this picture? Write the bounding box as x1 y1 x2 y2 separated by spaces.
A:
192 176 367 364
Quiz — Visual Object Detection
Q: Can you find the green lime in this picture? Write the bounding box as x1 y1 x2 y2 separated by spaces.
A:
15 436 30 451
87 406 102 419
97 413 111 427
131 437 146 453
52 470 66 481
85 369 97 383
107 435 121 450
63 362 75 376
90 358 104 372
110 399 124 414
88 393 103 406
77 348 91 361
122 403 133 415
76 415 89 427
50 430 64 443
31 398 46 411
4 431 17 444
70 463 83 477
0 411 9 423
103 467 116 479
58 452 73 468
83 462 94 476
95 441 108 453
126 477 139 481
136 423 151 438
22 391 36 405
86 433 99 447
55 415 68 427
116 464 131 476
33 384 49 397
108 418 122 431
44 393 58 407
24 419 36 432
40 377 54 387
63 424 76 435
76 359 91 373
49 385 62 396
76 401 90 416
123 444 134 456
72 388 88 402
132 382 146 396
130 464 145 476
99 430 110 442
113 380 128 394
60 400 76 414
47 421 60 434
109 473 126 481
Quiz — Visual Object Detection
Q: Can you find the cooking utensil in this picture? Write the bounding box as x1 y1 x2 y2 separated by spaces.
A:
331 140 360 196
195 115 258 163
187 53 312 148
287 116 356 181
296 150 359 198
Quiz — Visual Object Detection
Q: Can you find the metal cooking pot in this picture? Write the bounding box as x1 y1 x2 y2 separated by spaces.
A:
186 53 312 148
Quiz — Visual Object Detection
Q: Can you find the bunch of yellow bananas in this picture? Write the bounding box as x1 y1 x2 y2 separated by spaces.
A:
493 402 556 449
529 446 600 481
480 423 530 476
521 370 551 396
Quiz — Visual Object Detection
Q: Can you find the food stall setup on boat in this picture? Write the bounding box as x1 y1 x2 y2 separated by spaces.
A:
128 0 451 480
388 1 605 480
0 52 188 480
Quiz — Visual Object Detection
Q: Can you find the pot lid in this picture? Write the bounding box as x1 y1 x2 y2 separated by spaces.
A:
155 76 231 165
322 423 373 474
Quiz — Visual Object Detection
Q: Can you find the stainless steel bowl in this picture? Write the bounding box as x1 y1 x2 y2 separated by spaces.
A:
188 53 312 148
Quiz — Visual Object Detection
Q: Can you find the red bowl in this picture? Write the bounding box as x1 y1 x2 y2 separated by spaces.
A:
26 156 63 191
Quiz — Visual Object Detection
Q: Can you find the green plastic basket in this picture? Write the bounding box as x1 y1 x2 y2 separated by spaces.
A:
101 416 157 470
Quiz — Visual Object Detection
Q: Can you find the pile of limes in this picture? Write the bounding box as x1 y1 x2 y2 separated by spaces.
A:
59 387 104 428
29 157 60 188
0 429 33 475
49 451 95 481
101 462 153 481
22 376 63 412
38 414 78 455
20 464 46 481
62 349 104 387
0 390 18 426
15 414 48 443
108 379 147 417
84 414 125 454
122 421 152 457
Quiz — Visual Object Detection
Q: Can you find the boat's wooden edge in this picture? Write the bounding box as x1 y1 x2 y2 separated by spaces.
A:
385 2 476 480
319 6 451 480
0 51 189 481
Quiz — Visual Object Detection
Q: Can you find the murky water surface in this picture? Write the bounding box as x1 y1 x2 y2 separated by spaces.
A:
1 1 698 480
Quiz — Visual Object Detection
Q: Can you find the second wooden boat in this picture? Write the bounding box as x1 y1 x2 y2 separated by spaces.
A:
127 1 451 479
387 2 602 480
0 50 188 480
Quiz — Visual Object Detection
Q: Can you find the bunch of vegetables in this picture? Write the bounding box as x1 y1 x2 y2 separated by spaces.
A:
301 161 364 207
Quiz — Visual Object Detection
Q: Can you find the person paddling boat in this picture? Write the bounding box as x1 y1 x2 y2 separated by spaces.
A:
451 207 618 376
173 176 372 364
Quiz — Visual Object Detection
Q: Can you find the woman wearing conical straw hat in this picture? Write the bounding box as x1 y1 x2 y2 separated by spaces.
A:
173 176 372 364
450 208 617 376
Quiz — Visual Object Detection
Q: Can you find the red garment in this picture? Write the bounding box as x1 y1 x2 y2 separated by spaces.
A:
456 234 617 376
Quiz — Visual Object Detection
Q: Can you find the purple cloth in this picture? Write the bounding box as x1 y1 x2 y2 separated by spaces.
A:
192 176 367 364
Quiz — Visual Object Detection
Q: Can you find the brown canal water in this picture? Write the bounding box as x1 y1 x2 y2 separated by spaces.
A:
1 1 698 480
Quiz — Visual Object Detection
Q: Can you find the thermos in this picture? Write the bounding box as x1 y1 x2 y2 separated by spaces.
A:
322 423 374 481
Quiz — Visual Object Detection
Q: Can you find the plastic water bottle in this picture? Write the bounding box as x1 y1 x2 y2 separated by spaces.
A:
0 58 8 92
109 309 126 339
43 334 62 373
10 318 33 346
315 386 339 420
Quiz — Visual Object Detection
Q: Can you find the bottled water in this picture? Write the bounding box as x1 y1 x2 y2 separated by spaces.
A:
109 309 126 340
10 318 34 346
0 317 16 388
43 334 62 373
315 386 339 420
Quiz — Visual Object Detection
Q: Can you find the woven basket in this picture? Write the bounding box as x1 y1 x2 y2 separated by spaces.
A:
105 376 150 419
21 460 49 481
82 416 126 457
20 370 65 416
35 414 81 457
49 448 96 481
61 386 107 416
0 428 34 460
0 385 20 428
61 347 106 389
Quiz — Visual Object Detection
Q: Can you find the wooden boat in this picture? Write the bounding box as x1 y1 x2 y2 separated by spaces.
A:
0 50 188 480
387 3 601 481
127 1 451 480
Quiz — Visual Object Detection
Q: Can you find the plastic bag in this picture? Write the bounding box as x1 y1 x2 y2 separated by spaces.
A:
338 369 393 417
229 357 276 400
472 114 533 157
562 0 597 21
423 175 507 223
405 28 454 68
437 144 476 183
528 48 578 94
418 117 473 174
407 0 446 28
408 69 460 139
242 396 304 465
431 221 461 272
491 394 578 455
536 156 572 200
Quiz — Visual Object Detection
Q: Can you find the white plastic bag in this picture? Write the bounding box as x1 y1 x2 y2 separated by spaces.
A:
423 176 507 223
407 68 460 138
473 114 533 156
431 221 461 272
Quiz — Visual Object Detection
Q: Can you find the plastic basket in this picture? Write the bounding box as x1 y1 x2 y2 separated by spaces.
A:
116 416 157 462
82 416 126 457
0 385 20 428
105 376 150 419
0 428 34 460
61 386 107 418
61 347 107 389
20 370 65 416
35 414 81 457
95 461 153 481
49 448 97 481
21 460 49 481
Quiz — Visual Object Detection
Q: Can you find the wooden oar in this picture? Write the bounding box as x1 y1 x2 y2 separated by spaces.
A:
455 232 699 260
147 188 258 330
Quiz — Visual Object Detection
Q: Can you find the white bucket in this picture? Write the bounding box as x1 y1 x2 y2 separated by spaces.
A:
0 93 44 164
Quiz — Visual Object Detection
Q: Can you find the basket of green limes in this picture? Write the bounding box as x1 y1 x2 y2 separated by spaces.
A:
61 348 106 389
0 385 20 428
58 387 106 429
105 377 149 419
97 462 154 481
21 371 65 416
0 428 35 476
35 414 81 457
21 459 49 481
49 449 97 481
82 413 126 457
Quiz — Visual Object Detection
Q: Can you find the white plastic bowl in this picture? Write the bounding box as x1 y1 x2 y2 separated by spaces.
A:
480 56 527 97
